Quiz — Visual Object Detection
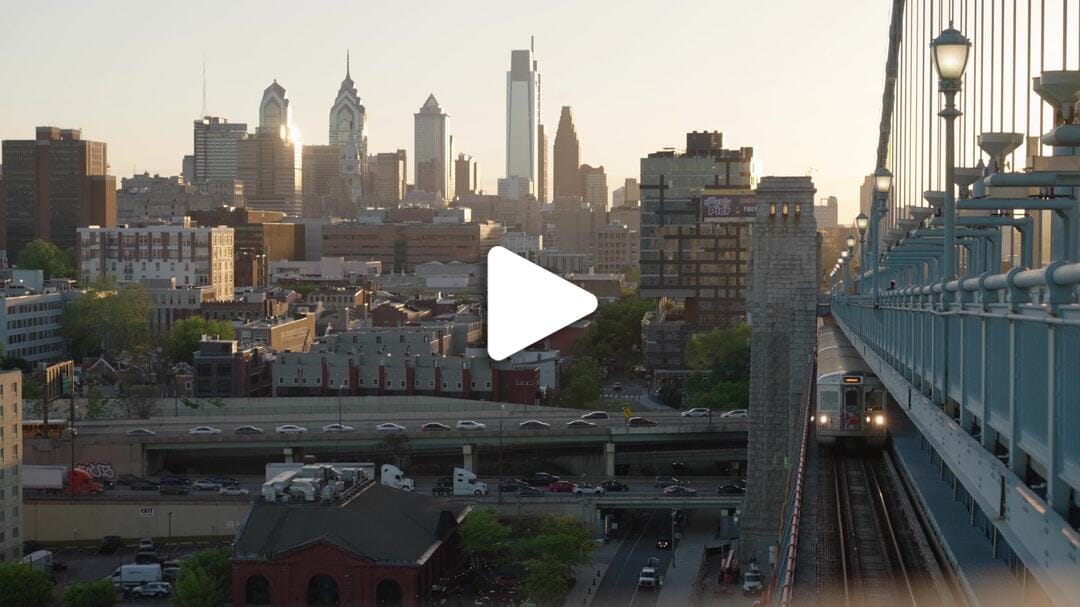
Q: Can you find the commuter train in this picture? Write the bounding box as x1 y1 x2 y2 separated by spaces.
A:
815 319 888 447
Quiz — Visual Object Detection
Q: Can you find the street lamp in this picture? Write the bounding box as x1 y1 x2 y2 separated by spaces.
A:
870 167 893 306
931 23 971 284
855 215 869 294
840 251 850 296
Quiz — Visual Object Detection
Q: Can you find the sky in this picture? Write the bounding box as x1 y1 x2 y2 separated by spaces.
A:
0 0 892 222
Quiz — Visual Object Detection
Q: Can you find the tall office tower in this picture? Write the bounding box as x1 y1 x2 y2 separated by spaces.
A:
0 127 116 259
0 370 22 562
622 178 640 206
579 164 608 213
553 106 581 199
302 145 344 218
193 116 247 185
414 94 452 201
367 150 408 205
328 52 366 204
537 124 548 203
859 173 874 217
237 81 302 214
455 153 477 198
505 46 540 196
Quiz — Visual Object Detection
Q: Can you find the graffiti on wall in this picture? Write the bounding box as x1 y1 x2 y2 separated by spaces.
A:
76 462 116 481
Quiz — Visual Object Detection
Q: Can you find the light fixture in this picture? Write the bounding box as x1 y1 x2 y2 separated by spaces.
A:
795 202 802 216
841 250 849 259
846 235 856 249
818 415 829 425
874 415 885 426
874 167 893 194
782 202 790 216
931 24 972 81
769 201 777 216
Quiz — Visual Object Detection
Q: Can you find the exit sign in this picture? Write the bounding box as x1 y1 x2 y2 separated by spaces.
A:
139 507 154 517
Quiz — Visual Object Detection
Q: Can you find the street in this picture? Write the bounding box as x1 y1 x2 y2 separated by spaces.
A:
590 509 673 607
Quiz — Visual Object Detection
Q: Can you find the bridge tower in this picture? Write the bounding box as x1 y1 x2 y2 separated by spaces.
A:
740 176 818 568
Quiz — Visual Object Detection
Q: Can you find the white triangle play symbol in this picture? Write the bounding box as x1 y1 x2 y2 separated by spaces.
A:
486 246 598 361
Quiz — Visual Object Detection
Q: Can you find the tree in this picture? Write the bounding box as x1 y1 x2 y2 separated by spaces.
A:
166 317 235 364
459 507 510 563
115 380 159 419
559 357 601 408
512 516 593 567
16 239 75 279
173 547 230 607
62 278 152 360
85 386 110 419
571 296 653 372
684 324 751 411
0 563 55 607
63 580 117 607
524 556 570 607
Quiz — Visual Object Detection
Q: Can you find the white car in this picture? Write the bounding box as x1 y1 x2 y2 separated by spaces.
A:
681 408 712 418
721 409 749 418
218 486 250 496
275 424 308 434
566 419 597 428
376 422 406 432
519 419 551 430
127 428 156 436
321 423 355 433
130 581 172 598
456 420 487 431
188 426 222 435
572 483 605 495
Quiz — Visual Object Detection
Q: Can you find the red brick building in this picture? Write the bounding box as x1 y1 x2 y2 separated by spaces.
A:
232 483 468 607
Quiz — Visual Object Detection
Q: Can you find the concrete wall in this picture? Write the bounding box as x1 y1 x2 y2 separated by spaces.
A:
23 499 251 542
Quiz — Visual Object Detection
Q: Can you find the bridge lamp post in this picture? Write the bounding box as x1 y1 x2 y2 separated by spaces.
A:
840 250 850 297
854 215 868 294
871 167 892 307
931 24 971 288
845 235 856 294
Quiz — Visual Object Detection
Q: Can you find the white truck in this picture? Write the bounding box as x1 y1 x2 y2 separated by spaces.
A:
453 467 489 496
21 550 53 573
110 564 162 589
637 566 662 589
380 464 415 491
265 462 373 482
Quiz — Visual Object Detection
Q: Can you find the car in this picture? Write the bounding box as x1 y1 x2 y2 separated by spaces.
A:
116 473 141 485
219 486 250 497
664 485 698 497
129 479 159 491
721 409 749 418
638 566 662 589
421 422 451 432
548 480 576 493
499 479 527 493
456 420 487 431
159 484 190 496
188 426 222 435
376 422 406 432
276 424 308 434
646 556 661 568
717 483 746 496
600 480 630 492
135 550 161 565
572 483 605 495
126 428 156 436
321 423 354 433
654 476 687 488
192 479 220 491
518 419 551 430
206 475 240 487
129 581 172 598
96 535 123 555
233 425 264 435
611 382 624 392
566 419 596 428
681 407 712 418
138 537 156 552
527 472 560 486
581 411 609 420
628 416 658 427
656 536 672 550
517 486 544 498
733 479 747 490
159 475 192 486
163 566 181 583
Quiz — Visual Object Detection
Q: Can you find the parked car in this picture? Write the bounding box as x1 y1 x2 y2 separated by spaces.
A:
664 485 698 497
518 419 551 430
126 428 156 436
138 538 156 552
116 474 141 486
206 475 239 487
581 411 609 420
188 426 221 435
129 479 159 491
275 424 307 434
572 483 605 495
548 480 576 493
681 407 712 418
159 475 192 486
721 409 749 418
129 581 171 598
527 472 560 486
96 535 123 555
628 416 658 427
499 479 527 493
654 476 687 488
159 484 190 496
600 480 630 492
375 422 406 432
733 479 747 490
219 486 250 497
321 423 354 433
717 483 746 496
656 535 672 550
517 486 544 498
192 480 220 491
421 422 451 432
134 549 161 565
611 382 624 392
233 425 264 435
566 419 596 428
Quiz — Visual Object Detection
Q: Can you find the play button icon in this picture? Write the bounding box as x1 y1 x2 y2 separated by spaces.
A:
486 246 598 361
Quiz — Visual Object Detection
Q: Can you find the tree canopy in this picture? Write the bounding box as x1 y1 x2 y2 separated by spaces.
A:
173 547 230 607
524 556 571 607
684 324 751 410
62 580 117 607
62 278 152 360
16 240 75 279
571 295 652 371
166 317 234 363
0 563 55 607
459 507 510 563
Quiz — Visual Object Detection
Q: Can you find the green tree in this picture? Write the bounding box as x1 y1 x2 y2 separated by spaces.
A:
166 317 235 363
524 555 570 607
0 563 55 607
513 516 594 567
85 386 110 419
560 357 601 408
16 239 75 279
63 580 117 607
62 278 152 360
173 547 230 607
684 324 751 411
459 507 510 563
572 296 653 372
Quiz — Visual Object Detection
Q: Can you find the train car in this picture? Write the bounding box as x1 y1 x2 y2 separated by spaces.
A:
815 319 888 447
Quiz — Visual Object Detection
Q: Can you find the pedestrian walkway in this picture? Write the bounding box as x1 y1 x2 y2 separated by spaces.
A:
564 539 622 606
655 515 718 607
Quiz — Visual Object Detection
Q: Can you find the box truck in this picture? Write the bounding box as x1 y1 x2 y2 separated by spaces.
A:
23 465 104 496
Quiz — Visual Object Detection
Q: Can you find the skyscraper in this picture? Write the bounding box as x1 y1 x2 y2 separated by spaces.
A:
302 145 344 218
0 127 116 259
328 52 365 203
367 150 407 204
553 106 581 200
237 81 302 214
193 116 247 184
579 164 608 213
414 94 452 201
455 153 477 198
505 46 540 196
537 124 548 203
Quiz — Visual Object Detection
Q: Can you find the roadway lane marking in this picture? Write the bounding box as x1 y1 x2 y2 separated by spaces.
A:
627 510 655 607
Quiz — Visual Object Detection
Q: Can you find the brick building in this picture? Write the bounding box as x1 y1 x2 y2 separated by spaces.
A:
371 302 431 327
192 338 272 398
237 313 317 353
322 220 502 273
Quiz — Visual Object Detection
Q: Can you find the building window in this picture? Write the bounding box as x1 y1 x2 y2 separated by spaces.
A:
245 575 271 605
306 575 339 607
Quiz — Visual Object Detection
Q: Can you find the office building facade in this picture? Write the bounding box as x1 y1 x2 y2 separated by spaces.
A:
237 81 302 214
553 106 581 199
0 370 22 562
505 47 540 196
193 116 247 185
328 53 366 205
454 154 477 198
414 95 452 201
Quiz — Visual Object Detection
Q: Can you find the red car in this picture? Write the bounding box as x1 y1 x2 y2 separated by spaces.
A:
548 480 576 493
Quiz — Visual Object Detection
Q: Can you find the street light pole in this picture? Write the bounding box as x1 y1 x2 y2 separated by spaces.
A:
871 168 893 307
855 214 869 295
670 508 677 568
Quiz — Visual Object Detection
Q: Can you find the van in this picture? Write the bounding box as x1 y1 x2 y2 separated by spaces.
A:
110 564 162 588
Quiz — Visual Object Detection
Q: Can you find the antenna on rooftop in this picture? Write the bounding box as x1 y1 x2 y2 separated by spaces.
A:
201 53 208 117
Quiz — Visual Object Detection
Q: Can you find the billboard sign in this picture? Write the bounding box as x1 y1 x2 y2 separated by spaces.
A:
700 191 757 221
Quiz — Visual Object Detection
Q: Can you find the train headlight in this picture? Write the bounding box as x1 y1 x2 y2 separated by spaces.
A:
865 416 871 423
818 415 828 425
874 415 885 426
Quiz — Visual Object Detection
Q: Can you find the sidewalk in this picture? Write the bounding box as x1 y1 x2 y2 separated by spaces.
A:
563 539 622 606
656 515 717 607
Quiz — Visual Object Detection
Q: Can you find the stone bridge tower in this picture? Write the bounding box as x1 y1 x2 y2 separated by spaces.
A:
740 176 818 569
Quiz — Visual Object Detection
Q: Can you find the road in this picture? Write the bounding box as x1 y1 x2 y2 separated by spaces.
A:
592 509 674 607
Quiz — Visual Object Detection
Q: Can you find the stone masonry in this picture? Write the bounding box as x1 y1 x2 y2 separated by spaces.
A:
740 176 818 570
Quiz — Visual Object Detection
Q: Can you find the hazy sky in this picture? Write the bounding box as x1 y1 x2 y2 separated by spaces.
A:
1 0 891 222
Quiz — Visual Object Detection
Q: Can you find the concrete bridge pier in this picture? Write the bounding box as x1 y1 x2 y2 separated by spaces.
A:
605 443 615 479
462 444 475 471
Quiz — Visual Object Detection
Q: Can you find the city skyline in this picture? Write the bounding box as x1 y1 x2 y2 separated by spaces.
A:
1 0 892 219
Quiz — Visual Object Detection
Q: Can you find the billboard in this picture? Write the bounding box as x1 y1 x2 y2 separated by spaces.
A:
699 191 757 221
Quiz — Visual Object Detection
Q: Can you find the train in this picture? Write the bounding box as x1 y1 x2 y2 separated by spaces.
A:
815 319 888 447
